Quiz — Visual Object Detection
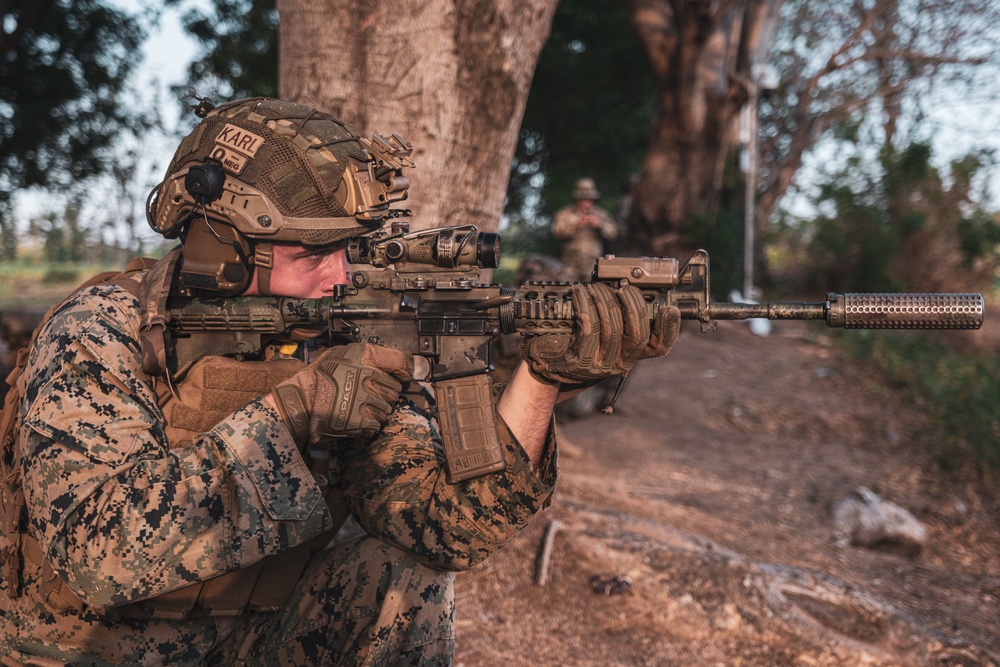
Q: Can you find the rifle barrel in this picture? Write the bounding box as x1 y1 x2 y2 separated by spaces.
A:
702 293 984 330
704 302 825 321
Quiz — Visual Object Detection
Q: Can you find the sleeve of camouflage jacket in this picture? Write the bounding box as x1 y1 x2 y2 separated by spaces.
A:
339 394 558 571
17 284 335 609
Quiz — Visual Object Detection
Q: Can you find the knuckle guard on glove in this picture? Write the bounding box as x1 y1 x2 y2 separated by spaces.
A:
522 283 656 384
589 283 622 370
570 284 601 371
315 357 394 435
617 285 651 369
272 342 411 445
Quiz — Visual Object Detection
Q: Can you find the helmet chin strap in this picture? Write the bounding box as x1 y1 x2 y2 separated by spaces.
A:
254 242 274 295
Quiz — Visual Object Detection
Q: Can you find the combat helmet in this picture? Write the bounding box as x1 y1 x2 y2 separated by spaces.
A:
147 97 414 296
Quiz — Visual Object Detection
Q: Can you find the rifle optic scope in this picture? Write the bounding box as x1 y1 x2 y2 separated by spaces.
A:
347 224 500 269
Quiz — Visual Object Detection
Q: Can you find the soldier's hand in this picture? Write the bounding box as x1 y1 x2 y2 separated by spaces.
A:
642 301 682 361
520 283 681 385
271 343 413 445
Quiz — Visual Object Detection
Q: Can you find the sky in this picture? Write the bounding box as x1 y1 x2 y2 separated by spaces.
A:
131 1 201 126
13 1 202 244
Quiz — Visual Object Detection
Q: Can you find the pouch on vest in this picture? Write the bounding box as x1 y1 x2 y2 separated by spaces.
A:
113 354 349 619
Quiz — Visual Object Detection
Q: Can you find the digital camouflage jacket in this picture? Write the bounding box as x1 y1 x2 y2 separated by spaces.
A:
0 271 557 661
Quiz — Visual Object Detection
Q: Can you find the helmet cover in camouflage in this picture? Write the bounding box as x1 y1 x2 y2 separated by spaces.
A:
149 97 413 246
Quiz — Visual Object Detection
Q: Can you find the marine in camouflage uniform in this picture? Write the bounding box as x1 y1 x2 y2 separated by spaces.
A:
0 272 555 665
550 178 619 283
0 98 677 666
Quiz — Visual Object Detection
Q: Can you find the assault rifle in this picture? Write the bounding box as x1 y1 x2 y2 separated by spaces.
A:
167 223 985 482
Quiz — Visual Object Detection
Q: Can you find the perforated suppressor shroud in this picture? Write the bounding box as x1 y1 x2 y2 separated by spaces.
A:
167 244 985 482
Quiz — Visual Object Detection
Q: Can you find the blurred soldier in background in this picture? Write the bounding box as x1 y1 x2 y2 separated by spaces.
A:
551 177 619 282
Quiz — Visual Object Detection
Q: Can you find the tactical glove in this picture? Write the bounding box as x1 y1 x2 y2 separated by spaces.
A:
521 283 681 384
271 343 413 444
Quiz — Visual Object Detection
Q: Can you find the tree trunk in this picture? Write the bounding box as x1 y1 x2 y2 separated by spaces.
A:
631 85 743 257
277 0 559 234
625 0 782 256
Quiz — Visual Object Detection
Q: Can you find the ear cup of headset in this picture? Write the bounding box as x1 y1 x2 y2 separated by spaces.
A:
175 161 256 296
179 217 254 296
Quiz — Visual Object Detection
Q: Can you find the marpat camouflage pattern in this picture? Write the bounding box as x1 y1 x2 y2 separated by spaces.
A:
0 273 556 665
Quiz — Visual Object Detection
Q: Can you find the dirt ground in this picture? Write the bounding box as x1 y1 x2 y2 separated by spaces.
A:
454 319 1000 667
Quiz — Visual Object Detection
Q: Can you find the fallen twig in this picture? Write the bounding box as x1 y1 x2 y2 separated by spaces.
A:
534 519 563 586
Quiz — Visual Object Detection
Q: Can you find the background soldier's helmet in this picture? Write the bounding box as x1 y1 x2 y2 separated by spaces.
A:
571 177 601 200
147 97 414 296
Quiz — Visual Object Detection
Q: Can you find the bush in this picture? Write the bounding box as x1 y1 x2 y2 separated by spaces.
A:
840 330 1000 473
42 267 80 284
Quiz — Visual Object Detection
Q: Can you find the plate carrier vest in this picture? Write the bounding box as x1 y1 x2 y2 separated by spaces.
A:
0 254 348 618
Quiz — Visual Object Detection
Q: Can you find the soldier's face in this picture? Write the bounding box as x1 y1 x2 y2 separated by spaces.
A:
249 242 349 298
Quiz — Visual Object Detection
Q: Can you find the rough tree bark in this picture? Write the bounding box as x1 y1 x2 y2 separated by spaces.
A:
624 0 782 256
277 0 559 234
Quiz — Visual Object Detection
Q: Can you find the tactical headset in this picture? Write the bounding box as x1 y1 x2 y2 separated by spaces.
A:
175 162 255 295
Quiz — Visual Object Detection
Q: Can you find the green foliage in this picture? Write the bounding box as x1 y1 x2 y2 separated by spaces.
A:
800 142 1000 293
696 150 756 299
177 0 278 102
957 210 1000 266
31 207 88 263
498 217 561 263
42 267 80 284
840 330 1000 472
1 220 17 263
686 208 745 300
491 254 520 288
507 1 656 230
809 183 904 292
0 0 148 258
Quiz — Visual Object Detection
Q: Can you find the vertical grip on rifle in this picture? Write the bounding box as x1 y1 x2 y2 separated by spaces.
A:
433 374 505 483
827 293 985 329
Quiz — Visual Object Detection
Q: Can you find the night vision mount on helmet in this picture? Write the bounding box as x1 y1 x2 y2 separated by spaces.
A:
146 97 415 297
